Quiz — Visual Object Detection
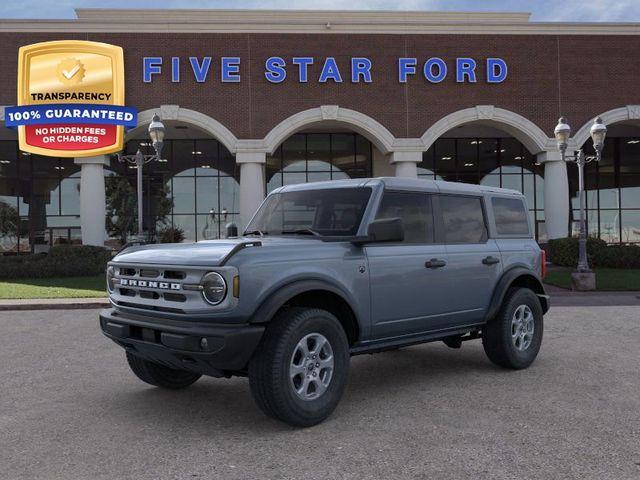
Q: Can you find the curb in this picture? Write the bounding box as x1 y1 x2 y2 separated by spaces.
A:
0 298 110 311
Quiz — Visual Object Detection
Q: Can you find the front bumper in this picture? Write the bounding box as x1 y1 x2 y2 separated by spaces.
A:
99 308 264 376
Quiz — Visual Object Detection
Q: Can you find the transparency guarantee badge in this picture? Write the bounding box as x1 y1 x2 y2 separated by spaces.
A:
5 40 136 157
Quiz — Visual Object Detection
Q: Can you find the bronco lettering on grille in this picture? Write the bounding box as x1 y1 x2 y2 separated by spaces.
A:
119 278 181 290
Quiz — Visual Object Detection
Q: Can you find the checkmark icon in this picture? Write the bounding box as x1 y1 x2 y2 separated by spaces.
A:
62 64 80 79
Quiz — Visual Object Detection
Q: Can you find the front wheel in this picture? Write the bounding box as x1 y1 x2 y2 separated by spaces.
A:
126 352 202 389
482 287 544 370
248 307 350 427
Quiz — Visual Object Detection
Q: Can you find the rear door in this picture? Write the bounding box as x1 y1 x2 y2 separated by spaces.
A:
366 190 453 339
436 194 503 325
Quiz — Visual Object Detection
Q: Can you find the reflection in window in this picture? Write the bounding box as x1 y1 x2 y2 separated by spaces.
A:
440 195 487 244
419 137 544 242
115 138 239 244
266 133 372 194
569 136 640 244
376 191 433 243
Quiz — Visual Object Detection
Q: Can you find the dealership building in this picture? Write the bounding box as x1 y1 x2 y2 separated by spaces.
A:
1 8 640 251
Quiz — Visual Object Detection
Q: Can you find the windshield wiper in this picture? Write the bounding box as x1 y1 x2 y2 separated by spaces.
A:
243 230 267 237
281 228 321 237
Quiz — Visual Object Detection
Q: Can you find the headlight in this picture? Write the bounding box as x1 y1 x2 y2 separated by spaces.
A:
201 272 227 305
106 266 116 293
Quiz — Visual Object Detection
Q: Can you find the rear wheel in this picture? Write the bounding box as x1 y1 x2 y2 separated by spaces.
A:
482 287 543 369
248 307 350 427
126 352 201 389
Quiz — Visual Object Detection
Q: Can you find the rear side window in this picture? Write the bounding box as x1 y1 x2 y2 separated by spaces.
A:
439 195 487 244
492 197 530 236
375 191 433 243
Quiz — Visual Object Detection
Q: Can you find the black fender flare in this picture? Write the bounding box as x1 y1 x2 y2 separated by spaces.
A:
484 267 550 322
248 279 360 327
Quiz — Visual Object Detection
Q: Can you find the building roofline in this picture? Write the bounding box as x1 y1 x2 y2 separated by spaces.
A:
0 9 639 35
73 9 533 24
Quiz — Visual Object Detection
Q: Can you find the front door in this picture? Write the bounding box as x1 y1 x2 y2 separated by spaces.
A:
366 190 454 339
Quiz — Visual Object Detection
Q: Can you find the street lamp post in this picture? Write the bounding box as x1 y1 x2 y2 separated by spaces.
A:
554 116 607 287
117 114 166 238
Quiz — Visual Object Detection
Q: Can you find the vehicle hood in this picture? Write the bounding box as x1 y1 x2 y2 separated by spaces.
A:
112 236 325 266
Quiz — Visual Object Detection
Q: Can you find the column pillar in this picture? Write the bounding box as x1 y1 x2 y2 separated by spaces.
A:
74 155 109 246
538 151 569 240
390 151 422 178
237 151 266 230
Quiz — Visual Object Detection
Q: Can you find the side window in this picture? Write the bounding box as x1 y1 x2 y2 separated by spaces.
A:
375 191 433 243
439 195 487 244
492 197 530 236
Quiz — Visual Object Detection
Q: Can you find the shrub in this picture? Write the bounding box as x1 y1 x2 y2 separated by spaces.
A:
547 237 607 267
0 245 112 279
157 226 185 244
548 236 640 269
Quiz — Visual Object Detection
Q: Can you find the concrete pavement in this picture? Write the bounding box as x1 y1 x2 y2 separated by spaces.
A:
1 306 639 479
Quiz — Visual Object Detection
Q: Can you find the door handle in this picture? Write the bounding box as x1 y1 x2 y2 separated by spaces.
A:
482 256 500 265
425 258 447 269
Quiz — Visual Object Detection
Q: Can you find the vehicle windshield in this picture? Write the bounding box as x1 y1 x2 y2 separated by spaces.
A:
245 187 372 237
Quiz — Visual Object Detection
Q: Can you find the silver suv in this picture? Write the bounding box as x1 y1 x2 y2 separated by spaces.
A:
100 177 549 427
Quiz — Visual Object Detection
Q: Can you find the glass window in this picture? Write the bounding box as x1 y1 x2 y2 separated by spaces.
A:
375 191 433 243
282 134 306 172
434 139 456 180
172 177 195 214
60 177 80 215
266 133 372 194
172 215 196 242
440 195 487 244
492 197 530 236
620 175 640 209
599 210 620 243
619 138 640 174
332 134 355 174
621 210 640 243
307 134 331 172
196 177 219 214
478 138 498 174
0 141 18 177
501 174 523 193
246 187 372 237
500 138 523 173
457 139 478 178
173 140 195 176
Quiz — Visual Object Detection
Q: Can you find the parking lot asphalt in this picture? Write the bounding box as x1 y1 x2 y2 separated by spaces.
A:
1 306 639 480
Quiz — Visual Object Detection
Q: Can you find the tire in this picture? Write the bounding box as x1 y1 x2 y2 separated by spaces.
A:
248 307 350 427
482 287 543 370
125 351 202 389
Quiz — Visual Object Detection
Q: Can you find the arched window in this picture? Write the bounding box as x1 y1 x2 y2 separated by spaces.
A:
418 136 545 241
266 133 373 193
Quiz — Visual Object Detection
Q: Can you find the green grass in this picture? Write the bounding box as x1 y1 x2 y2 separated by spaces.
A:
0 275 107 299
544 268 640 291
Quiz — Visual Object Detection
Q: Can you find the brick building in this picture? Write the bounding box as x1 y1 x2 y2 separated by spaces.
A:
1 9 639 250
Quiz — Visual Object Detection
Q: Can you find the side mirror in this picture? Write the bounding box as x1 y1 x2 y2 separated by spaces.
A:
355 217 404 244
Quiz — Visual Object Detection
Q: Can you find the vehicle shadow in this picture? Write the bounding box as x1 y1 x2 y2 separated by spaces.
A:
102 343 500 433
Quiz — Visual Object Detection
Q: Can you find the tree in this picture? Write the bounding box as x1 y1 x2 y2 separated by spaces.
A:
104 176 173 245
0 201 20 250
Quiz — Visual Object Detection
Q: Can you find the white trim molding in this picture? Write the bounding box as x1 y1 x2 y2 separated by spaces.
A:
263 106 396 155
2 10 640 35
421 106 553 154
572 105 640 148
128 106 239 154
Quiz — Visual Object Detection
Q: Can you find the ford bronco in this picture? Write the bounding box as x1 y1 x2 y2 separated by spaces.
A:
100 177 549 427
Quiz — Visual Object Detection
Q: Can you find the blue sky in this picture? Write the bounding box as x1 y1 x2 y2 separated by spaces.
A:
1 0 639 22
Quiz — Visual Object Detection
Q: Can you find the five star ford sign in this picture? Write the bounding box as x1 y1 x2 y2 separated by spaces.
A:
4 40 137 158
